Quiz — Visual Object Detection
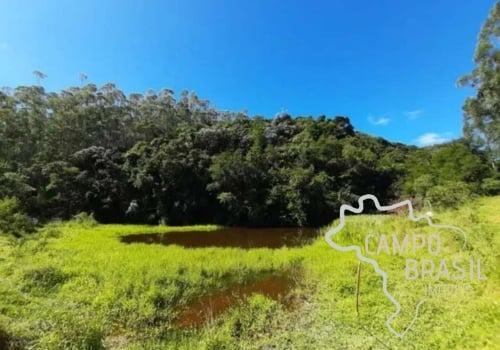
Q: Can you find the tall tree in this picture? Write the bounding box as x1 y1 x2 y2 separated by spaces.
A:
33 70 47 86
79 72 88 86
458 2 500 169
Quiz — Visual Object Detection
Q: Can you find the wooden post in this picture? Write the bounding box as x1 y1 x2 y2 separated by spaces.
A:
355 261 361 317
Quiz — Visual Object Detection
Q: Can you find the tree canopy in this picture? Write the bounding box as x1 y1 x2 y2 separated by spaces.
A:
459 2 500 170
0 81 496 229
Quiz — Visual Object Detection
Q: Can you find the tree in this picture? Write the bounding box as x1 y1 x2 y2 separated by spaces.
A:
458 2 500 169
1 78 494 227
402 140 490 200
71 147 130 222
33 70 47 86
79 72 88 86
0 197 34 236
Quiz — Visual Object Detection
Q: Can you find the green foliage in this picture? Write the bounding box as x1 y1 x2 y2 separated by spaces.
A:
411 174 436 198
1 197 498 349
21 266 70 294
481 176 500 195
458 2 500 169
228 295 283 340
403 141 490 204
0 197 34 236
36 312 104 350
426 181 472 209
71 212 98 228
72 147 130 222
0 324 10 350
0 80 495 226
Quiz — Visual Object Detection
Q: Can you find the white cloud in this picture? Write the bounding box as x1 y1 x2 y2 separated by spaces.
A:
368 115 390 126
414 132 452 146
404 109 423 120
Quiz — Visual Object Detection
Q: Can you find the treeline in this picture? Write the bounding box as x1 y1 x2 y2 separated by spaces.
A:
0 84 498 229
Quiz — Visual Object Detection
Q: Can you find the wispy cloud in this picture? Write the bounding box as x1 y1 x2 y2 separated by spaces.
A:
414 132 452 146
368 115 390 126
404 109 423 120
0 42 7 50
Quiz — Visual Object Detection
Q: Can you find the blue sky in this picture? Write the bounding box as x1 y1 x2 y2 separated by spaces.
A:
0 0 495 146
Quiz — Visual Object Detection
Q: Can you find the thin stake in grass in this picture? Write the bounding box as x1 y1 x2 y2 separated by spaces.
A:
355 261 361 317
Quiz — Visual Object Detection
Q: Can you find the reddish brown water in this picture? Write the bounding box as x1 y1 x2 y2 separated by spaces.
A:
175 274 296 329
120 227 319 249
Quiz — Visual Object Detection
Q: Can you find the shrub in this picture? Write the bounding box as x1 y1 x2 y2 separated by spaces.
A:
0 197 34 237
412 174 436 198
71 212 98 228
426 181 472 209
480 177 500 195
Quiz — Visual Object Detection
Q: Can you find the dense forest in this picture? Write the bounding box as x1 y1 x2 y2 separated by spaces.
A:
0 82 497 231
0 4 498 231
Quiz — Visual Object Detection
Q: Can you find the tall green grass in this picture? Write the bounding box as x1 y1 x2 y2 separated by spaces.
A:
0 197 498 349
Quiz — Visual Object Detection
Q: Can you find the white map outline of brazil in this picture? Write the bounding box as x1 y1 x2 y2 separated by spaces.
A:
324 194 467 339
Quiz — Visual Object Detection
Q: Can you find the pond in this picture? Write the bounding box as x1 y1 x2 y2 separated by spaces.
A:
120 227 319 249
175 273 298 329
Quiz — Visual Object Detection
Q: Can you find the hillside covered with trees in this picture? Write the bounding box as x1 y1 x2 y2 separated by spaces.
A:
0 82 497 230
1 3 499 231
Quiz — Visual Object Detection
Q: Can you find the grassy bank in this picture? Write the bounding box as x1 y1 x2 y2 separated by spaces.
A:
0 197 498 349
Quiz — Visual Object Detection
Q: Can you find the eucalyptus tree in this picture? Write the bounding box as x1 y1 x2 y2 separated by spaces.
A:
458 2 500 169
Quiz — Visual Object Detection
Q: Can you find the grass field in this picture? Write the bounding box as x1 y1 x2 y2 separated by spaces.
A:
0 197 498 349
